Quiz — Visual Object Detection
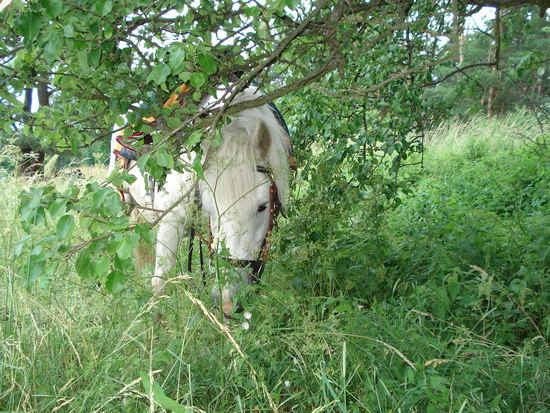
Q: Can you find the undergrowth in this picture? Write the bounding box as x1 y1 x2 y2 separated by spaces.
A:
1 112 548 412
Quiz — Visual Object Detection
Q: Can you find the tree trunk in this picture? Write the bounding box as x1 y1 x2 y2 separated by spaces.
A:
37 81 50 107
488 7 502 117
458 32 465 66
23 87 33 113
18 77 50 175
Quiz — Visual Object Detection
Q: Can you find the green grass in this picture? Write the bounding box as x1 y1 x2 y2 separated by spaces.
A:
1 112 548 412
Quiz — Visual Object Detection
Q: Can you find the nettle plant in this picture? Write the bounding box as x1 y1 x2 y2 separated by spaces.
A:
3 0 542 290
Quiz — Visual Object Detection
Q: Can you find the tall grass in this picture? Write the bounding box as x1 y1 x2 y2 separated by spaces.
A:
1 112 548 412
425 110 541 154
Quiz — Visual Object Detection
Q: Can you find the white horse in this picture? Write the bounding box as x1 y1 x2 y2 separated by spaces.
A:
108 86 291 315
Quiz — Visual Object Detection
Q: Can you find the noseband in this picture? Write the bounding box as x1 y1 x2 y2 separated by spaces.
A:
188 165 283 284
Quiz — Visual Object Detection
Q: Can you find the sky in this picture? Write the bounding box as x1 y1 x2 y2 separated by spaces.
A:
466 6 494 33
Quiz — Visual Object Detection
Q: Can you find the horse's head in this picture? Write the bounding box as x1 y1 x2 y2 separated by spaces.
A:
200 102 289 315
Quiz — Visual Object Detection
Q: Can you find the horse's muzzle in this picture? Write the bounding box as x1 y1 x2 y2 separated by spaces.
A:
211 259 264 316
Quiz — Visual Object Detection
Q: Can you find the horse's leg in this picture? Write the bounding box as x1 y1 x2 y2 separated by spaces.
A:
152 214 185 295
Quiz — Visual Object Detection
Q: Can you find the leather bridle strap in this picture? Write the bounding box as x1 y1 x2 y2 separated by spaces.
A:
187 165 282 284
226 165 281 283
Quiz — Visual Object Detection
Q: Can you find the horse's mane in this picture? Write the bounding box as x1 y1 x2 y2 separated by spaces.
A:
203 87 290 218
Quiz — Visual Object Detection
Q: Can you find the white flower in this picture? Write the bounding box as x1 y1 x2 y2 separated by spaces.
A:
244 311 252 320
241 321 250 330
284 381 291 388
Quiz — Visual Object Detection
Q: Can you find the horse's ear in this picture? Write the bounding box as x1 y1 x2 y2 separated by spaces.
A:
255 121 271 160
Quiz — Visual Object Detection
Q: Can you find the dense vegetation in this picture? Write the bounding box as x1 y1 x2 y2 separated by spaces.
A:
1 113 547 411
1 0 548 411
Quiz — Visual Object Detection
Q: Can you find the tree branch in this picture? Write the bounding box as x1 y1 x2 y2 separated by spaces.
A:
323 58 451 98
423 62 497 87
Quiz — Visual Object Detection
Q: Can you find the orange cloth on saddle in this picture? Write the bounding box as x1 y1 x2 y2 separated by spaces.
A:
113 84 190 168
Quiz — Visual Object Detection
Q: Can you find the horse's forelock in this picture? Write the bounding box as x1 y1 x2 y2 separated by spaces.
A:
204 104 289 219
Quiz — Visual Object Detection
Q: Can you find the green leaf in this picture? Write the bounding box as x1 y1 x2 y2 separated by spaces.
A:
113 256 128 273
190 72 206 88
106 235 121 255
122 172 137 184
102 192 122 217
4 92 22 107
432 300 447 320
135 223 156 245
95 0 113 17
93 187 110 208
169 47 186 70
14 235 31 258
116 236 133 260
137 153 150 172
75 251 91 278
147 162 165 181
107 215 130 231
56 214 74 239
88 47 102 67
77 49 89 70
198 52 217 75
155 150 174 168
285 0 301 9
186 131 203 148
167 117 181 130
141 372 152 393
71 134 81 154
63 23 74 38
3 122 13 134
16 13 42 46
192 156 204 179
25 256 46 284
258 21 269 40
34 206 45 227
152 382 191 413
139 124 154 134
91 255 111 278
106 271 125 294
146 64 171 86
44 35 62 64
40 0 63 18
140 373 191 413
103 25 115 39
179 72 192 82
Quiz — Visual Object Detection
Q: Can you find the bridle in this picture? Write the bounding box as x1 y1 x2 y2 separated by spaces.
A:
188 165 284 285
112 82 294 285
226 165 284 283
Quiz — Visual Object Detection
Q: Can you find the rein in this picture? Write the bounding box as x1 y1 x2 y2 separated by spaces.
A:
188 165 283 284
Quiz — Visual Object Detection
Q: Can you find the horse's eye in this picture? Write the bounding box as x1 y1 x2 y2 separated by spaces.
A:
257 204 267 213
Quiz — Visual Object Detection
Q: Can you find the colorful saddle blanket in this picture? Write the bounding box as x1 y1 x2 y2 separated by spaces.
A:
113 84 296 170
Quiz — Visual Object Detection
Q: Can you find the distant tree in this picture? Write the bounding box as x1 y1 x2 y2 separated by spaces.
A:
425 5 548 117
